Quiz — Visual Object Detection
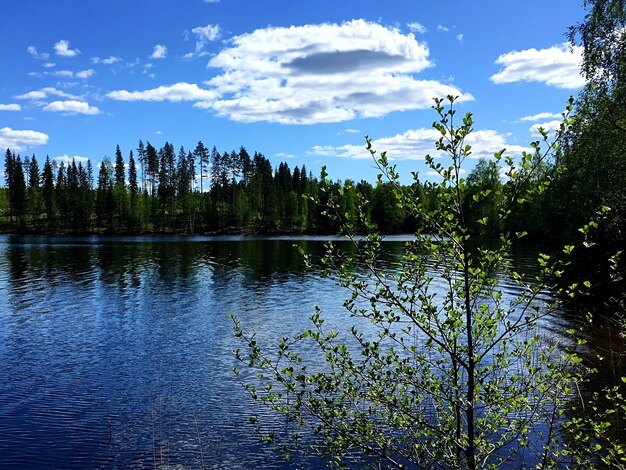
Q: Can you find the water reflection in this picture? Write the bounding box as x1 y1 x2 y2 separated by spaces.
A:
0 235 351 469
0 235 623 468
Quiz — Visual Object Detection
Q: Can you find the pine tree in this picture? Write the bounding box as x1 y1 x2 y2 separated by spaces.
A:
114 145 125 186
76 161 92 231
67 159 80 229
42 156 56 228
27 155 42 228
11 154 27 226
194 141 209 195
239 146 253 187
145 142 159 197
55 161 67 227
157 142 176 230
128 150 138 231
96 158 113 229
4 149 15 224
137 140 146 194
128 150 138 196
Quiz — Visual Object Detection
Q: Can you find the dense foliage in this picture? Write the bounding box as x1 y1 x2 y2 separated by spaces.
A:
517 0 626 310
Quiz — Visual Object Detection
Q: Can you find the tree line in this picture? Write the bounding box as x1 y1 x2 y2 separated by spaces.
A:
1 141 430 235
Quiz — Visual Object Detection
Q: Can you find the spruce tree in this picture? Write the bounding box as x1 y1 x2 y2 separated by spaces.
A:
114 145 125 186
55 161 67 227
11 154 27 226
128 150 138 231
27 155 42 228
4 149 15 224
41 156 56 228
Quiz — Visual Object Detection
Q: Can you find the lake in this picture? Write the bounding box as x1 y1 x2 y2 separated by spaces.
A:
0 235 614 468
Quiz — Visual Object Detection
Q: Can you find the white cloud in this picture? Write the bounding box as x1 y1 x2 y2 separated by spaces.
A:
15 87 81 101
53 155 90 164
42 62 56 68
151 44 167 59
519 112 562 122
407 22 427 34
76 69 95 79
107 82 218 102
43 100 101 115
155 130 162 135
27 46 49 60
491 43 584 89
275 152 296 159
108 20 472 124
437 25 450 32
529 120 563 137
91 56 121 65
50 70 74 78
0 127 49 152
456 34 464 43
188 24 221 56
345 128 361 134
54 39 80 57
200 19 472 124
204 0 220 3
0 104 22 111
308 128 528 160
44 69 94 79
16 90 47 100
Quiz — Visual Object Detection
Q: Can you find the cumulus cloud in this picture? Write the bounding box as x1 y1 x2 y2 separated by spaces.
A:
456 34 464 43
345 128 361 134
0 104 22 111
437 25 450 32
42 62 56 68
407 22 427 34
107 82 217 102
491 43 584 89
54 39 80 57
151 44 167 59
203 19 472 123
308 128 528 160
91 56 121 65
529 120 563 137
15 87 81 101
519 111 562 122
43 100 101 115
0 127 49 152
108 20 472 124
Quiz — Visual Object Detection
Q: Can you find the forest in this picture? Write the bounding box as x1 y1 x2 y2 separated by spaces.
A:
1 141 420 236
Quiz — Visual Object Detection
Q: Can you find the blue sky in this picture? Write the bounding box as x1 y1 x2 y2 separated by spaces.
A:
1 0 585 183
